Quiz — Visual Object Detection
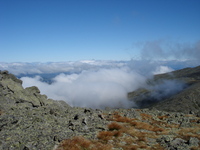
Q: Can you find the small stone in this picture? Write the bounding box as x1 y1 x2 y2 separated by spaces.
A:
189 137 199 147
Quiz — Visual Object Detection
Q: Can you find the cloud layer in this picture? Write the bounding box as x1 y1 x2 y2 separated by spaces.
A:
21 67 147 109
0 60 127 75
20 63 186 109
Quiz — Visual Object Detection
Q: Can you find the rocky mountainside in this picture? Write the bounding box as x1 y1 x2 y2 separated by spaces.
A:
128 65 200 114
0 68 200 150
150 66 200 114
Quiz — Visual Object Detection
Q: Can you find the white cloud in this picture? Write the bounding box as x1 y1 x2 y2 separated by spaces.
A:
20 63 188 109
153 66 174 75
0 60 127 75
21 67 146 109
16 57 196 109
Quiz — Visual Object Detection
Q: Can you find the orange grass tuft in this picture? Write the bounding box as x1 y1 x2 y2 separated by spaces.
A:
139 145 148 149
123 136 135 145
56 136 91 150
108 122 123 131
190 119 200 123
125 128 148 141
56 111 200 150
140 113 152 120
92 142 113 150
97 130 122 142
157 115 169 120
112 130 122 137
97 131 114 141
122 145 139 150
191 147 200 150
137 135 147 142
177 127 200 140
113 114 132 123
130 121 164 132
56 136 112 150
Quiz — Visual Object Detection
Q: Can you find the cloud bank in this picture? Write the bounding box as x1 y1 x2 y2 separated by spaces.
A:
0 60 127 76
21 67 147 109
20 63 186 109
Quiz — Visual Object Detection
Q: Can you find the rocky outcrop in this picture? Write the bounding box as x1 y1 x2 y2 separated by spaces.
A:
0 71 109 150
0 70 200 150
56 108 200 150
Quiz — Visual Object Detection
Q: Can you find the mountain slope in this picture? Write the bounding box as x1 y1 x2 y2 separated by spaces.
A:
128 65 200 114
0 69 200 149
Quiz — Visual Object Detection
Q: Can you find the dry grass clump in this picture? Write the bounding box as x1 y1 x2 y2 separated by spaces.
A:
121 145 139 150
56 136 90 150
140 113 152 120
97 122 123 142
97 130 122 142
177 126 200 140
191 147 200 150
112 112 133 123
151 119 179 129
157 115 169 120
56 136 112 150
56 111 200 150
130 121 164 132
97 119 159 148
108 122 123 131
190 119 200 123
127 127 151 141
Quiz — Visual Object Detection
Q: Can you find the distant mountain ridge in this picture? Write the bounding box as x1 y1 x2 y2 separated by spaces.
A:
150 65 200 114
128 65 200 114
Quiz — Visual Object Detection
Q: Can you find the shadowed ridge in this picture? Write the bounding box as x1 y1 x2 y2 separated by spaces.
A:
128 65 200 114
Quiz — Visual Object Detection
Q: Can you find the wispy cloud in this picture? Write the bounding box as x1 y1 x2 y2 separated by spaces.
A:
139 40 200 61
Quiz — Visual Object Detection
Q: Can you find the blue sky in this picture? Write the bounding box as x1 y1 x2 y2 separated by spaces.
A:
0 0 200 62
